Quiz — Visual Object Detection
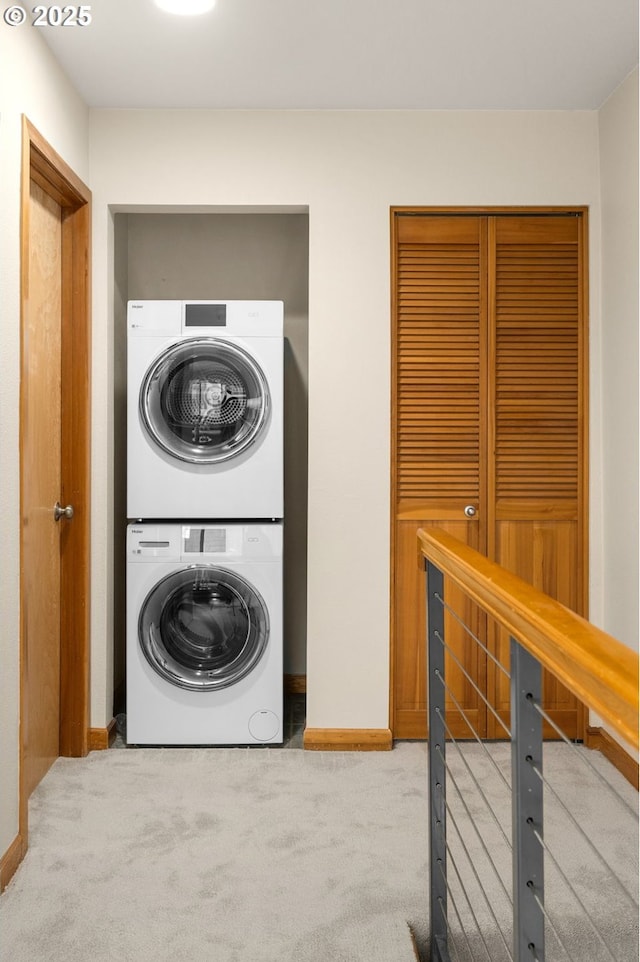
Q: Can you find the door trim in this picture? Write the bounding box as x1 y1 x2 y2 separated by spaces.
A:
19 117 91 853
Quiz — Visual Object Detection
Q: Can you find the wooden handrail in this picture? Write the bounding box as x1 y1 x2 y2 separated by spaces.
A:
418 528 639 751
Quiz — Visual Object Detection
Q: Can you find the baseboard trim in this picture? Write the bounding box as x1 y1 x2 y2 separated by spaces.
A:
284 673 306 694
585 726 639 789
0 832 27 892
303 728 393 751
89 718 116 751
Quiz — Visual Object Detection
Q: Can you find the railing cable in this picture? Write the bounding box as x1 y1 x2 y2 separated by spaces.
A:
439 776 515 961
434 591 511 679
445 799 513 962
434 669 512 795
435 701 512 852
435 630 512 738
436 748 513 910
436 856 482 962
529 695 639 821
439 822 499 962
529 823 624 962
528 759 639 911
437 896 465 962
527 881 579 962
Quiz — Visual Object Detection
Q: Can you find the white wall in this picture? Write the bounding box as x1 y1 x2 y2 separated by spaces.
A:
598 69 639 644
597 69 639 752
88 108 605 733
0 28 89 855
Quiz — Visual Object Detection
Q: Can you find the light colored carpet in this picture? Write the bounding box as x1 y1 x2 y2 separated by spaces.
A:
0 743 428 962
0 742 637 962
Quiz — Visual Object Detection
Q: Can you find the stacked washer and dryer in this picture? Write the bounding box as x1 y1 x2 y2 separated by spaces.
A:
126 300 284 745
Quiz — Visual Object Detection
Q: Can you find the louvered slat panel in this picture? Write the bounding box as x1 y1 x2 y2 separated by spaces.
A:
494 230 579 503
393 211 587 742
396 230 482 509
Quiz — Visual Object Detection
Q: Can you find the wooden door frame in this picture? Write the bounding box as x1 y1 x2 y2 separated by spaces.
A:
389 205 589 740
18 117 91 847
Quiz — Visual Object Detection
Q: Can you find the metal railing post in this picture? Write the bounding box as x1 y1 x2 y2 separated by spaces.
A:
427 560 451 962
511 636 545 962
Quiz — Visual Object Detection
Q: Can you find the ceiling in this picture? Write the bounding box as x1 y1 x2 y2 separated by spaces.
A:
36 0 638 110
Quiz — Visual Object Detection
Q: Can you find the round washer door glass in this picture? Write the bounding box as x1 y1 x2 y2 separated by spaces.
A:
140 338 270 464
139 566 270 691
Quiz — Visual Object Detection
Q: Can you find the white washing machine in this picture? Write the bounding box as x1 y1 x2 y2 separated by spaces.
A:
126 521 283 746
127 300 283 520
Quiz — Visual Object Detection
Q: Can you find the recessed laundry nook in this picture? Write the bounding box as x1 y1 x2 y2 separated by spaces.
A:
112 210 309 745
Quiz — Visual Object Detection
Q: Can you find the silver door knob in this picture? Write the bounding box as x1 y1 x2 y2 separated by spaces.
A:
464 505 477 518
54 502 74 522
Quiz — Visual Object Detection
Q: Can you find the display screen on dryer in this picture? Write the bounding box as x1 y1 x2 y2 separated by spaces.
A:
185 303 227 327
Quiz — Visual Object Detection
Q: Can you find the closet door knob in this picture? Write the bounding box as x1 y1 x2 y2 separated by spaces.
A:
54 502 74 522
464 505 477 518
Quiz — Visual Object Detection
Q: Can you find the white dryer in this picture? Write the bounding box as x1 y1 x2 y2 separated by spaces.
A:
126 521 283 746
127 300 283 520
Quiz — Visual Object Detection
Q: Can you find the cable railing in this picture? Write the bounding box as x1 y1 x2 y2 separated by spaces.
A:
419 528 639 962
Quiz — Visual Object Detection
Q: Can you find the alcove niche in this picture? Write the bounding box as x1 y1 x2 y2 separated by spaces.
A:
112 208 309 717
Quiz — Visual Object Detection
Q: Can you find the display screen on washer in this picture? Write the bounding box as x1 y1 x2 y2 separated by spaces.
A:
183 527 226 554
185 303 227 327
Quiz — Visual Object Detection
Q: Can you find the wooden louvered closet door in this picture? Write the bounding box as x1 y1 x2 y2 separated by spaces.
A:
391 209 587 741
393 215 488 739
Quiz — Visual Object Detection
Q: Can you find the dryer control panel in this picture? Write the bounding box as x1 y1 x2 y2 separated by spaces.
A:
127 300 283 338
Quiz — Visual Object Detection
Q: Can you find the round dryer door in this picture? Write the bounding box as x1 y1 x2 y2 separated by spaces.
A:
140 338 270 464
139 566 270 691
